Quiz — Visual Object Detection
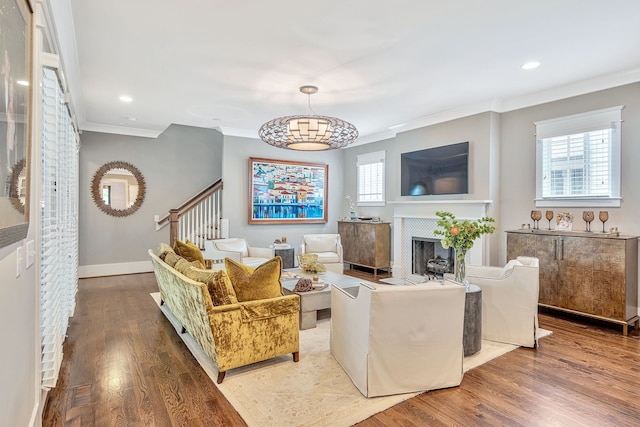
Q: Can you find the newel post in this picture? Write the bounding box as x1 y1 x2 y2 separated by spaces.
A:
169 209 179 247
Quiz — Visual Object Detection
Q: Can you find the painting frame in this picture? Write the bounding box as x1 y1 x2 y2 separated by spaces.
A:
249 157 328 225
0 0 33 249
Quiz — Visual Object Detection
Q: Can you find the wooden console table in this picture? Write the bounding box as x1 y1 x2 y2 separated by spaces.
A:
338 220 391 278
506 229 639 335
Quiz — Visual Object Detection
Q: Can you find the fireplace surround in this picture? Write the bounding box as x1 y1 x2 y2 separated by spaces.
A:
390 200 493 282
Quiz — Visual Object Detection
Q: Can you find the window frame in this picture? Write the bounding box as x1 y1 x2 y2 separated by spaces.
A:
534 106 623 208
356 150 386 207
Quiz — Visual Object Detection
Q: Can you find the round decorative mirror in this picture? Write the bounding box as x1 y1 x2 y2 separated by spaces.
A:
9 158 27 214
91 161 145 217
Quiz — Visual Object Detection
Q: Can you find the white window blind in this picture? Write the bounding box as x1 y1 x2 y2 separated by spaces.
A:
40 66 79 390
357 151 385 206
535 106 622 208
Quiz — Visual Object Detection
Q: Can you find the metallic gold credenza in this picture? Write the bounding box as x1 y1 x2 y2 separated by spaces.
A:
338 221 391 279
506 229 639 335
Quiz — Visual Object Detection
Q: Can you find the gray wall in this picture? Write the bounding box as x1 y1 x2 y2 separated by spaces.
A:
344 83 640 269
79 124 223 266
498 82 640 263
343 112 502 264
221 135 345 251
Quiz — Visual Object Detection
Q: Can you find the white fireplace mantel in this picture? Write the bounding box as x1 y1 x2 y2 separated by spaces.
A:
389 200 493 219
390 200 493 280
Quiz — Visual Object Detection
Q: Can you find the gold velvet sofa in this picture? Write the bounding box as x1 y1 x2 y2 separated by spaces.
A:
149 248 300 383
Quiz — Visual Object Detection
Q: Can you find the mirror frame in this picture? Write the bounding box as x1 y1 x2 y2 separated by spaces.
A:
91 161 146 217
9 158 27 214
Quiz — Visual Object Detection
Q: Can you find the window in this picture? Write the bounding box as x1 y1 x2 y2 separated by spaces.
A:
535 106 623 208
357 150 385 206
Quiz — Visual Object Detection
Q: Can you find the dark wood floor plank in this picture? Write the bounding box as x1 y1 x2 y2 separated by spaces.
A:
42 270 640 427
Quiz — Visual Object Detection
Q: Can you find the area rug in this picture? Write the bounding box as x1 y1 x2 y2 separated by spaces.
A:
151 292 551 427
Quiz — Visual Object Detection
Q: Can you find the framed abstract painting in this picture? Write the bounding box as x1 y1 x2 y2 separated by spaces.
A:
249 157 328 224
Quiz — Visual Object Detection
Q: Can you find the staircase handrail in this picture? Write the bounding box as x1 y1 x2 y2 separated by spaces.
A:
156 178 223 227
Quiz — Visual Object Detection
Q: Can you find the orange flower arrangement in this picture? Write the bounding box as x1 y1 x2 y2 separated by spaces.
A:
434 211 496 253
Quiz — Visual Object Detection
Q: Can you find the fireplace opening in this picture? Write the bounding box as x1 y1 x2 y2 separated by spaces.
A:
412 237 454 278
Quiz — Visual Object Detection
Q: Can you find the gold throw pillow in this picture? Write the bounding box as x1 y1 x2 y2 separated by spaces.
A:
224 257 283 302
163 251 183 267
173 239 205 265
174 258 205 275
187 267 238 306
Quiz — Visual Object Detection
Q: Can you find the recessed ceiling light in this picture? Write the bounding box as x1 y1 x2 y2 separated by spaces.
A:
16 80 29 86
119 95 133 102
521 61 540 70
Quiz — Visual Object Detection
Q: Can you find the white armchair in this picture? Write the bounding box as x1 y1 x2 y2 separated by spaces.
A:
203 238 274 269
465 256 540 348
299 234 344 274
330 280 466 397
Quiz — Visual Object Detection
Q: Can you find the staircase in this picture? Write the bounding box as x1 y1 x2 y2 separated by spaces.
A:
156 178 224 248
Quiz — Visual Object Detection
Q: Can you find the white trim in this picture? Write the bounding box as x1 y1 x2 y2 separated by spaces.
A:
79 261 153 278
535 106 623 207
81 122 164 138
534 105 623 139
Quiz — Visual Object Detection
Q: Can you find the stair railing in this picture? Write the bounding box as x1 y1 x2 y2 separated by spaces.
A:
156 178 223 248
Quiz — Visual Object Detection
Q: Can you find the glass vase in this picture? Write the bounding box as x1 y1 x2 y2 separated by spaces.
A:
454 249 469 290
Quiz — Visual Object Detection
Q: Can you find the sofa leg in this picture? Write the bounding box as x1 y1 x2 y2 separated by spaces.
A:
217 371 226 384
160 299 164 306
181 326 186 334
293 351 299 362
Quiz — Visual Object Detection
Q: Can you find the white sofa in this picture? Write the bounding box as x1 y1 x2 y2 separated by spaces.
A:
204 238 274 269
299 234 344 274
464 256 540 348
330 280 466 397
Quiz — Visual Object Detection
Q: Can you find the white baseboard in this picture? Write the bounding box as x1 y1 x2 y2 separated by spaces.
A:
79 260 153 278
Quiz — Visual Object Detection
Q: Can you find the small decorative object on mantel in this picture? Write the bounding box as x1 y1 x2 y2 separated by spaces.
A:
582 211 595 232
434 211 496 290
556 212 574 231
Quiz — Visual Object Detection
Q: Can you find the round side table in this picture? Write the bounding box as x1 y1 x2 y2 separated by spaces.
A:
464 284 482 356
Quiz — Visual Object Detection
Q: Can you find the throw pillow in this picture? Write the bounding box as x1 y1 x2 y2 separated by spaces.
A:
163 251 183 268
187 268 238 306
173 239 206 265
174 258 205 275
225 256 283 302
157 242 174 260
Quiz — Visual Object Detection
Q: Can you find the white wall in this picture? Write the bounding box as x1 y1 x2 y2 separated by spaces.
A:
221 135 345 250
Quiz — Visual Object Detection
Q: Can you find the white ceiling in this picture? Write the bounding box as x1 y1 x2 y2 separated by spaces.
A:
52 0 640 144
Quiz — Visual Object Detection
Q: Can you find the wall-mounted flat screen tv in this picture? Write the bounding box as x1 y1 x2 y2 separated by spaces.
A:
401 141 469 196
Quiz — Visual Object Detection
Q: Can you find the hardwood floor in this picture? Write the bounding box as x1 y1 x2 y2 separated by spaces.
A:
43 269 640 426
